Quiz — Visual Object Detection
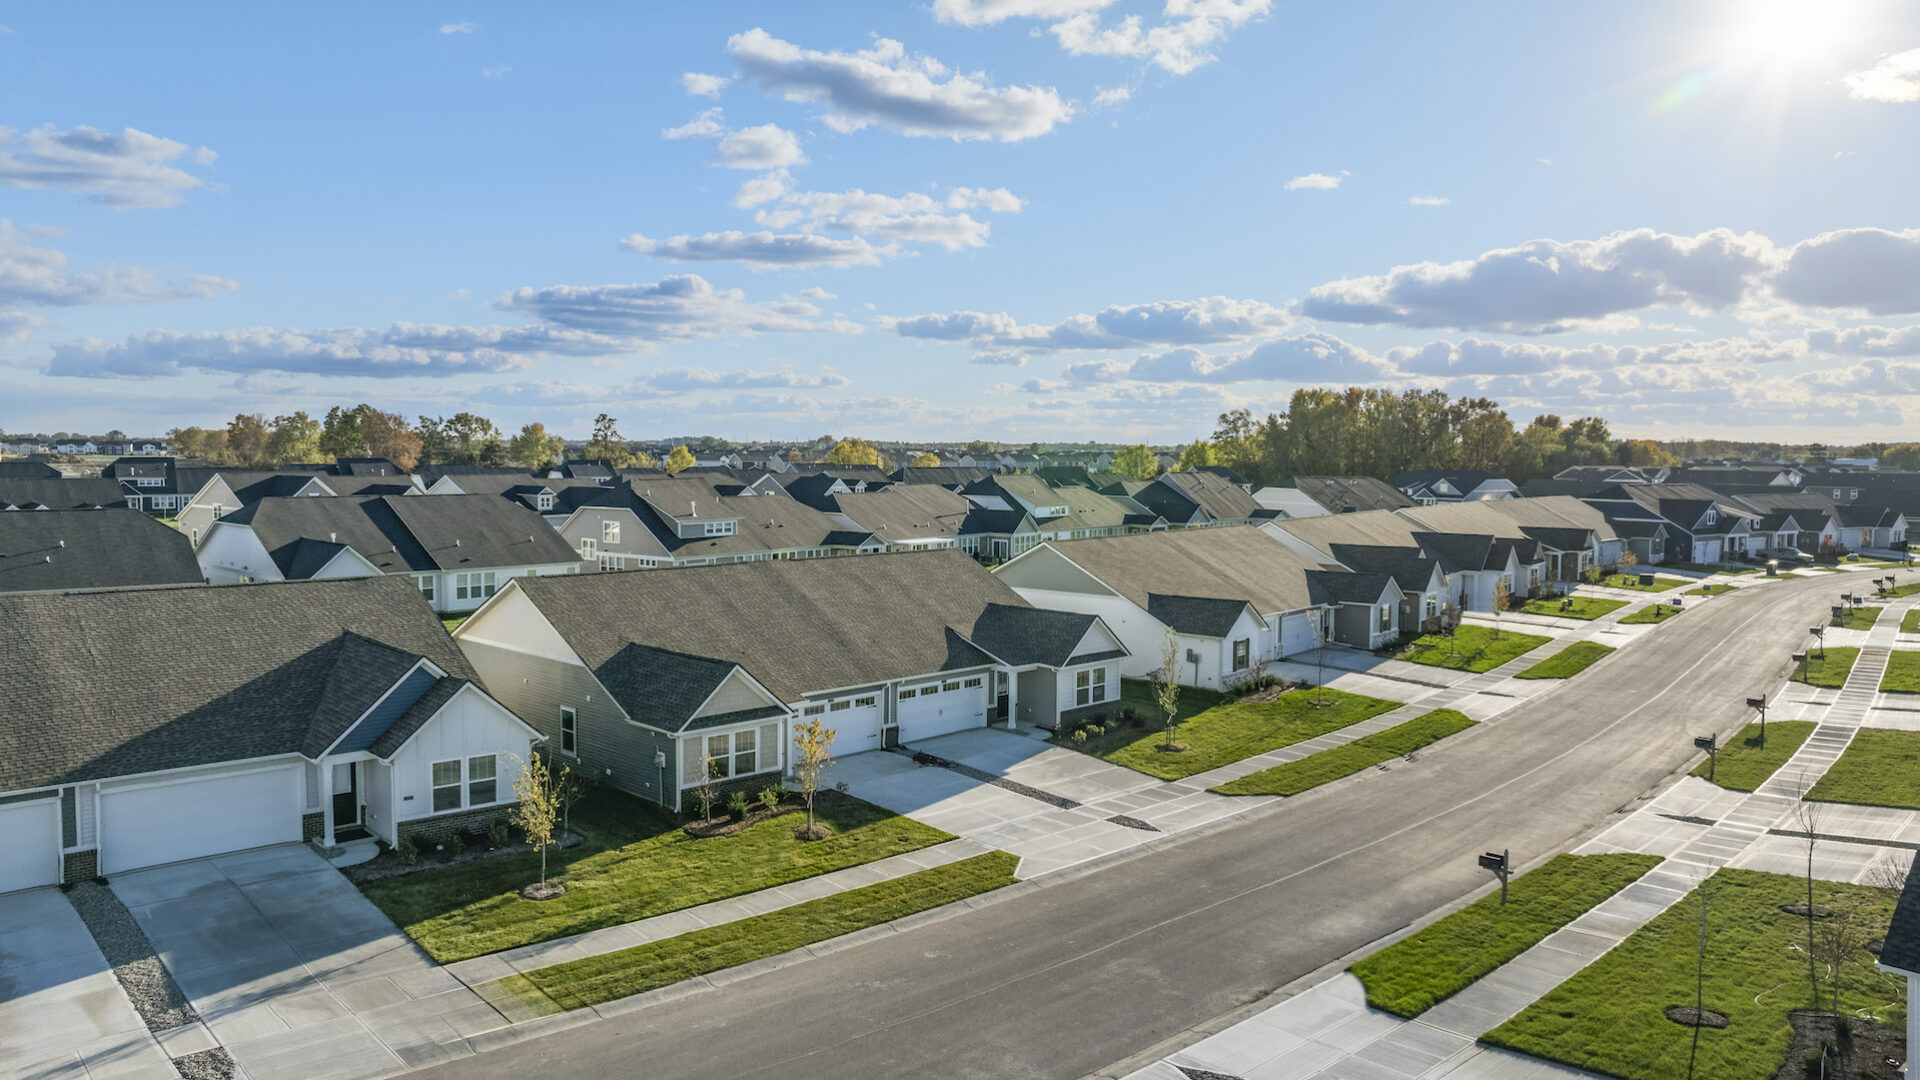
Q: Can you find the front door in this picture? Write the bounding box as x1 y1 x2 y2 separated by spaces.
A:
994 671 1010 720
331 762 360 827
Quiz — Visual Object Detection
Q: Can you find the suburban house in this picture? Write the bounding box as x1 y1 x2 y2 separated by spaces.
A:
1830 504 1907 551
0 508 203 594
1390 469 1520 504
1578 483 1760 563
0 576 540 891
991 526 1347 689
0 477 130 510
1262 507 1544 611
1128 471 1270 528
894 465 996 489
1290 476 1418 514
960 475 1152 542
1326 543 1450 633
826 483 974 553
451 551 1126 810
1251 486 1334 520
197 494 583 610
1873 852 1920 1067
1401 498 1622 582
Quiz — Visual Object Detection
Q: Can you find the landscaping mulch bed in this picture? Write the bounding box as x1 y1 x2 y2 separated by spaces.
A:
1665 1005 1728 1028
341 830 585 885
1781 902 1834 918
173 1047 240 1080
64 881 198 1034
683 802 804 838
1774 1011 1905 1080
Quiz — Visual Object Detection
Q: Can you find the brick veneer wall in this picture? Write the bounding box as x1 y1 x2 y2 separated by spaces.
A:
62 849 98 883
397 804 514 846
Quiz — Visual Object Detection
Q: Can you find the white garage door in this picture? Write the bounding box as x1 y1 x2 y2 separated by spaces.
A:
1279 612 1319 657
0 798 61 892
805 694 881 753
898 677 987 742
100 765 301 874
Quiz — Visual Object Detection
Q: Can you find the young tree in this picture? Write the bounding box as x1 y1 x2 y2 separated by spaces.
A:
1112 444 1159 480
507 422 566 470
1685 876 1718 1080
509 751 565 892
908 451 940 468
826 438 883 466
1156 630 1184 751
584 413 635 468
691 755 720 823
1491 578 1510 640
792 716 837 840
1176 440 1218 470
262 411 322 465
226 414 270 466
665 445 696 474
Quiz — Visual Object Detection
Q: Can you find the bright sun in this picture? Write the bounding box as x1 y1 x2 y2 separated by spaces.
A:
1740 0 1839 61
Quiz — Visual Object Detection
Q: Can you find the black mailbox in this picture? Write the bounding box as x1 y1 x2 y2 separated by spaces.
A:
1694 734 1717 752
1640 573 1655 586
1477 851 1506 872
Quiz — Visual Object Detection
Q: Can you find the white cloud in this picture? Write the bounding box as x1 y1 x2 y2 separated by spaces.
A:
971 349 1029 366
1284 172 1344 191
1409 195 1449 206
1807 324 1920 357
883 295 1294 357
643 367 849 392
0 310 46 346
495 275 863 339
931 0 1115 26
662 107 728 140
790 286 836 300
0 220 238 307
1091 85 1132 109
439 21 477 34
481 65 511 78
1115 332 1394 384
733 169 792 208
1845 48 1920 103
1773 227 1920 315
714 123 806 169
944 186 1025 212
0 125 217 209
682 71 732 97
727 28 1072 141
619 231 888 270
1051 0 1272 76
1300 228 1777 334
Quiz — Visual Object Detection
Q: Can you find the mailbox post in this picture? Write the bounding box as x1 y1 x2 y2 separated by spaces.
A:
1695 733 1718 782
1747 695 1767 746
1810 627 1826 660
1478 849 1510 905
1792 651 1808 685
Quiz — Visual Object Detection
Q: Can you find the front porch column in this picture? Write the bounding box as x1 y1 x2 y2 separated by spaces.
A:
320 765 336 848
1004 669 1018 731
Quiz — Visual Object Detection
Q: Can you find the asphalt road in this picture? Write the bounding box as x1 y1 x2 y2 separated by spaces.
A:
423 574 1843 1080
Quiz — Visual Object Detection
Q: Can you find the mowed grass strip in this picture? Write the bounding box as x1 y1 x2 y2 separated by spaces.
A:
1806 729 1920 810
360 791 953 963
1619 604 1684 625
1684 583 1734 597
1834 605 1883 630
1348 853 1660 1019
1395 624 1551 673
494 851 1019 1014
1597 573 1691 592
1516 596 1627 621
1790 646 1858 688
1880 649 1920 692
1211 709 1475 796
1088 681 1401 780
1689 721 1815 792
1482 869 1901 1080
1902 608 1920 634
1513 641 1615 680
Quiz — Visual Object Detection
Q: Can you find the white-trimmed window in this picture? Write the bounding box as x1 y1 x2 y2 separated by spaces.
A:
581 537 597 559
415 575 435 602
431 760 462 812
537 491 555 511
455 571 498 601
602 519 621 544
704 729 761 778
706 734 732 778
942 680 961 692
1232 638 1251 671
898 687 918 700
1378 604 1392 631
598 553 621 572
963 677 983 689
829 699 851 712
703 520 734 536
802 703 825 716
559 707 577 755
468 755 497 805
1075 667 1108 707
854 695 876 708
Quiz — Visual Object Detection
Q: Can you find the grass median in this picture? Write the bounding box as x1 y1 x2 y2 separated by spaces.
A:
1394 624 1551 673
1833 605 1882 630
1805 729 1920 809
1598 573 1692 592
1620 604 1684 625
491 851 1020 1015
1689 721 1815 792
1348 852 1660 1018
1902 608 1920 634
1483 869 1902 1080
1684 583 1735 597
1516 596 1627 621
1790 646 1858 689
1513 641 1615 680
1080 681 1401 781
1211 709 1475 796
1880 649 1920 692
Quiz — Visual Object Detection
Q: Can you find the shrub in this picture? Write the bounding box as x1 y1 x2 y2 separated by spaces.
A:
1072 729 1089 744
1120 707 1140 727
1085 724 1105 737
396 838 419 865
834 780 849 794
758 785 783 814
487 820 510 847
443 831 466 856
727 791 749 822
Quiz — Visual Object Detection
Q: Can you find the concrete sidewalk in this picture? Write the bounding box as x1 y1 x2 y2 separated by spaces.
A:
0 888 175 1080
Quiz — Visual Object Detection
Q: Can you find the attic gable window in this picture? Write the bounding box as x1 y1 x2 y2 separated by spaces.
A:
602 519 620 544
537 491 555 511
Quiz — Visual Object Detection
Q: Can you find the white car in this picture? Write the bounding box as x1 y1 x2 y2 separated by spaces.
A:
1758 547 1814 564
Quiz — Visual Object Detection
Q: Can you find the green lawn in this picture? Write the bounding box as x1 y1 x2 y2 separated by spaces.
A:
1394 624 1552 673
1483 869 1902 1080
360 790 954 963
1833 605 1882 630
1791 646 1859 688
1689 721 1816 792
1516 596 1627 621
1880 650 1920 692
1902 608 1920 634
1348 853 1661 1019
1663 561 1756 575
492 851 1019 1014
1806 729 1920 809
1597 573 1691 592
1619 604 1684 625
439 614 468 633
1083 681 1401 780
1683 583 1734 597
1513 641 1616 680
1210 709 1476 796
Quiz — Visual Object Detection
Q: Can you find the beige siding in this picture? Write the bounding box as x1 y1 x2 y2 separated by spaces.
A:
694 669 779 717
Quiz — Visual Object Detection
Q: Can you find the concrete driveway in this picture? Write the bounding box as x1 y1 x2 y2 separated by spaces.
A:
109 845 507 1080
829 727 1256 877
0 888 173 1080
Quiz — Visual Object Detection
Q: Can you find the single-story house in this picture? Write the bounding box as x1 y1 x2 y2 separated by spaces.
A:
1873 852 1920 1065
0 477 133 511
0 576 540 891
1327 543 1450 633
0 508 203 594
1390 470 1520 504
1128 471 1270 528
452 550 1124 809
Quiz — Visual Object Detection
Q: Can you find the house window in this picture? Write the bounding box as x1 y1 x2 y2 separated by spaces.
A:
707 734 732 778
598 553 621 572
431 760 462 812
733 729 757 775
1378 604 1392 631
963 677 983 688
703 521 734 536
468 755 497 805
830 699 851 712
455 571 498 601
581 537 597 559
898 688 918 700
415 575 435 602
537 492 555 511
559 707 577 755
802 703 826 716
942 680 961 692
1075 667 1108 707
602 520 620 544
854 695 876 708
1232 638 1250 671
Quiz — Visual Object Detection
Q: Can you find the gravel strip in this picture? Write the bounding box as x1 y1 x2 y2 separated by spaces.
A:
1177 1068 1246 1080
173 1047 239 1080
65 881 199 1033
1104 814 1159 832
905 750 1083 809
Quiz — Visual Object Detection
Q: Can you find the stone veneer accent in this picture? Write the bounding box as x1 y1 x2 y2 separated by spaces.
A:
301 812 326 842
397 804 515 846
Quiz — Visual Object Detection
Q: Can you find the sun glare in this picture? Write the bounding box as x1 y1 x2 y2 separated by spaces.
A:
1740 0 1838 61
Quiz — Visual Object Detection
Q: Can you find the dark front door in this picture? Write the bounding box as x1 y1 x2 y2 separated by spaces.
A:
332 762 360 827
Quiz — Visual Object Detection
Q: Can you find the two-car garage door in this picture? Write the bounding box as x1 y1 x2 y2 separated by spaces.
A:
100 764 302 875
809 694 882 753
0 798 60 893
1279 611 1321 658
898 676 988 742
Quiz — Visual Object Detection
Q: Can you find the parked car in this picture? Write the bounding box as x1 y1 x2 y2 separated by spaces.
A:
1758 546 1814 564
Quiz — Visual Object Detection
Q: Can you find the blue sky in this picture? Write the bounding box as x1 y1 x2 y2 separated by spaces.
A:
4 0 1920 443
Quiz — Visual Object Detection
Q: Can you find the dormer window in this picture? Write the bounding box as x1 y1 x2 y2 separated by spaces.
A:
1702 509 1717 526
537 491 555 511
704 520 734 536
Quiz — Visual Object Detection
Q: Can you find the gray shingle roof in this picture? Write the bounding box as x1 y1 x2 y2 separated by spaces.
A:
1147 594 1255 637
1878 851 1920 974
0 508 203 594
0 576 481 793
968 602 1106 667
0 478 129 509
1306 569 1394 606
227 494 579 575
1038 526 1323 615
1327 543 1442 594
1292 476 1417 514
